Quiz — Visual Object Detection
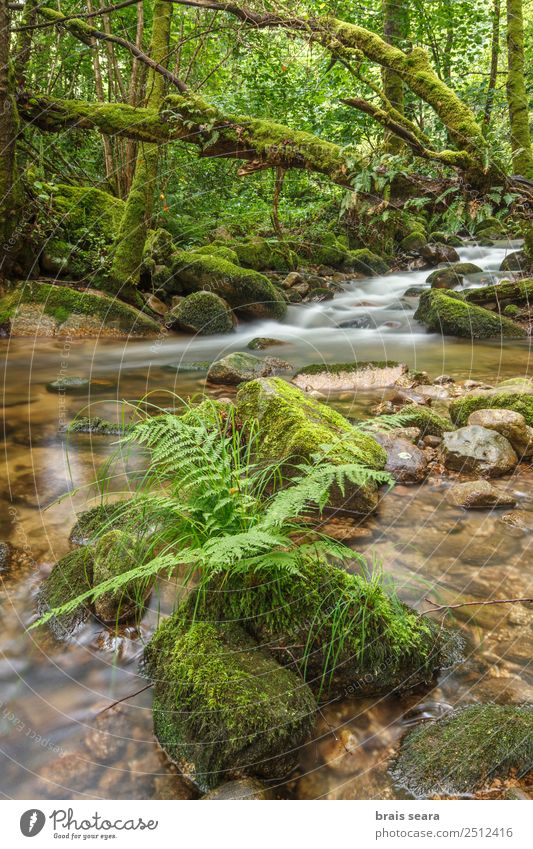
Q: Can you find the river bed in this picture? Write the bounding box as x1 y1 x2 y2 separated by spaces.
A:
1 242 531 800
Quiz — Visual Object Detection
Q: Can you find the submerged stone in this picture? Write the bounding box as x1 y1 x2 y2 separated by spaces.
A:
392 705 533 797
446 480 516 508
236 377 387 514
247 337 287 350
202 779 274 800
143 620 316 792
373 432 428 483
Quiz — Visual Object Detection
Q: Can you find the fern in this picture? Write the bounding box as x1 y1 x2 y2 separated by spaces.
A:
354 411 412 432
36 399 395 629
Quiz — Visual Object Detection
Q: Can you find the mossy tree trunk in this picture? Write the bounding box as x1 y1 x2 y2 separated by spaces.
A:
382 0 409 154
505 0 533 178
0 0 22 276
484 0 501 127
109 0 172 290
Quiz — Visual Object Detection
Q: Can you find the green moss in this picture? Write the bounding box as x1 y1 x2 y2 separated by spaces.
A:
414 289 526 338
449 392 533 426
295 360 400 377
236 377 386 513
68 417 131 436
69 501 131 546
463 277 533 307
392 705 533 797
38 549 93 639
230 237 298 272
92 530 150 623
168 291 235 335
503 304 521 317
142 227 175 274
344 248 389 275
0 281 159 334
170 251 286 320
400 232 427 252
143 620 316 790
192 244 240 265
48 183 124 244
168 557 461 701
426 262 482 289
386 404 453 437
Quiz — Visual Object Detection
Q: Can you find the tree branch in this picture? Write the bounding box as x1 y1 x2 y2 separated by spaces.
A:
422 596 533 614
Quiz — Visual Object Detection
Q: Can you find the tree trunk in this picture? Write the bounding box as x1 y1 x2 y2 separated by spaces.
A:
0 0 22 277
506 0 533 177
382 0 409 153
484 0 501 127
110 0 172 289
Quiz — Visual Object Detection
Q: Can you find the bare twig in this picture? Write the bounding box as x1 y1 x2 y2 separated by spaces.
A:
422 596 533 614
97 681 153 715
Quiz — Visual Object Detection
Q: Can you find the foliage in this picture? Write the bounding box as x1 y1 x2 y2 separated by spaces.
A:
35 400 394 628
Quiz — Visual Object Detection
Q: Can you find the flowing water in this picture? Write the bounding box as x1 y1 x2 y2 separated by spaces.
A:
1 242 531 800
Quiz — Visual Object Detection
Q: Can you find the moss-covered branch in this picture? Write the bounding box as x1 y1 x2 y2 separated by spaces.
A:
18 92 356 187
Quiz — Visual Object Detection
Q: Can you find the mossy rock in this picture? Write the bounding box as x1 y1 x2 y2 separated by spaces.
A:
399 232 427 252
247 337 286 350
379 404 453 437
414 289 526 339
48 183 125 243
192 244 240 265
39 239 87 279
38 549 93 639
143 620 317 792
142 228 175 271
426 262 482 290
69 502 130 546
207 352 292 385
499 250 530 272
428 231 462 247
497 376 533 389
449 391 533 427
463 277 533 309
175 558 462 702
474 216 503 235
296 230 347 267
503 304 521 317
230 237 298 272
236 377 387 514
92 530 151 624
343 248 389 276
0 281 160 337
168 251 287 320
167 291 235 335
68 416 131 436
524 223 533 260
392 705 533 797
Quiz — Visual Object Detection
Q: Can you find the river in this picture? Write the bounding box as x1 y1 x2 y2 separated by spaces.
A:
1 241 531 799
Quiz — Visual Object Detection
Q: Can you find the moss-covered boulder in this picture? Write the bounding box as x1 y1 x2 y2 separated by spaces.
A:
178 558 462 702
207 352 292 385
167 292 235 335
38 549 93 639
236 377 387 514
389 404 453 437
399 232 427 253
449 391 533 427
191 244 240 265
293 361 408 393
499 250 530 272
68 416 131 436
463 277 533 309
0 281 160 337
91 530 151 624
392 705 533 797
414 289 526 338
426 262 482 289
143 620 317 792
229 237 298 272
168 252 286 320
69 502 130 546
343 249 389 276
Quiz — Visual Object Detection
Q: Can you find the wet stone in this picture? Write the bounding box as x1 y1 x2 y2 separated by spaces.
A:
446 480 517 509
440 426 518 478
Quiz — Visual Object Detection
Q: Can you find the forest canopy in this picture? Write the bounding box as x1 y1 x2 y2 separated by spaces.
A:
1 0 532 288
